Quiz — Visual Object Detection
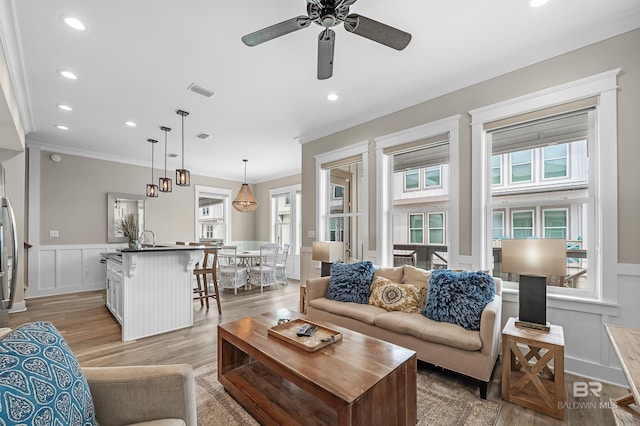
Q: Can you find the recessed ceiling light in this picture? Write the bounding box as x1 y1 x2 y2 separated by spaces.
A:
61 15 86 31
528 0 549 7
57 69 78 80
327 93 339 101
124 121 137 127
55 125 69 130
57 104 72 111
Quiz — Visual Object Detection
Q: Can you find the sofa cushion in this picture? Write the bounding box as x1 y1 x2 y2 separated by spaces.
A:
326 261 376 304
403 265 431 285
368 277 427 314
308 298 387 325
372 266 404 283
422 270 496 331
374 312 482 351
128 420 186 426
0 321 96 425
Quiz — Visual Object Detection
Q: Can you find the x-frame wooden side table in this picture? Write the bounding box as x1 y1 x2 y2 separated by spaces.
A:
502 317 565 419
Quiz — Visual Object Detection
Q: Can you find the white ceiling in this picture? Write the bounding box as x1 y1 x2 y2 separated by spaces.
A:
6 0 640 183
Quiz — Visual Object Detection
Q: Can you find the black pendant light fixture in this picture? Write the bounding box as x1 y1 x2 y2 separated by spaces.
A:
146 138 159 197
159 126 172 193
232 159 258 212
175 109 190 186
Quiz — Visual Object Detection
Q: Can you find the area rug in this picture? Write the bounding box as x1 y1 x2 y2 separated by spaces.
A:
194 364 501 425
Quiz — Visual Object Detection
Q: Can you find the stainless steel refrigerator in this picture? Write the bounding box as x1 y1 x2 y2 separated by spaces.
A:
0 164 18 327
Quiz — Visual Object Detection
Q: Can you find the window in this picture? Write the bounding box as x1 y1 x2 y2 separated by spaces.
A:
492 211 504 239
471 69 620 300
316 142 368 261
409 214 423 243
201 206 210 216
424 165 441 188
332 185 344 199
375 115 460 269
543 209 567 238
491 155 502 185
270 185 301 255
428 213 445 244
512 211 534 239
543 144 568 179
404 169 420 190
510 150 532 182
205 225 214 239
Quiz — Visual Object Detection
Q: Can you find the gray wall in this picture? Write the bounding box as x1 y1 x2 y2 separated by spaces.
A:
301 29 640 264
38 150 268 245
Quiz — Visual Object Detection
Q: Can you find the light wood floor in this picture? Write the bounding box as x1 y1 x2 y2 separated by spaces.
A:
9 280 627 425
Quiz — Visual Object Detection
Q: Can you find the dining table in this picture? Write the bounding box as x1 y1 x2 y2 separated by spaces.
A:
233 250 261 267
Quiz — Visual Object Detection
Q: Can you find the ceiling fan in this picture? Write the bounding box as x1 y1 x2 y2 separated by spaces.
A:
241 0 412 80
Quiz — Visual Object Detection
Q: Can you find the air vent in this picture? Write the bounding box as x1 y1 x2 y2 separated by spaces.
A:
196 133 211 140
168 153 179 158
187 83 216 98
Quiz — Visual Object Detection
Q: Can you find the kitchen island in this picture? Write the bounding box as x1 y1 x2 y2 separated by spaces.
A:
102 245 206 341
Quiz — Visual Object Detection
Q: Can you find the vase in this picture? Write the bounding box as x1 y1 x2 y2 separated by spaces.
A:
128 239 140 250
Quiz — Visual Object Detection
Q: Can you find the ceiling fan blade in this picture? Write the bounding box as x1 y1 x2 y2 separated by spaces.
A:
344 14 411 50
317 29 335 80
242 16 311 47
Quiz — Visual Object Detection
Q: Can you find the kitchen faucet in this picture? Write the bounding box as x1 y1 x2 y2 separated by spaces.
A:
140 230 156 247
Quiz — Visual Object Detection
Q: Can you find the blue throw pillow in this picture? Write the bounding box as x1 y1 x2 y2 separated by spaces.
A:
0 321 96 425
422 270 496 331
325 261 376 304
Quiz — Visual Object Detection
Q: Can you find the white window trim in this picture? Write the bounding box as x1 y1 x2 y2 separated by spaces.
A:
424 165 443 189
542 144 569 180
510 150 533 183
194 185 232 243
470 68 620 304
315 141 369 251
269 184 302 251
542 207 569 238
427 212 446 245
511 209 535 238
375 115 461 267
403 169 420 191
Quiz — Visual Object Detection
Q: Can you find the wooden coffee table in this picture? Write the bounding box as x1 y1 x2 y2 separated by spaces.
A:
217 308 417 425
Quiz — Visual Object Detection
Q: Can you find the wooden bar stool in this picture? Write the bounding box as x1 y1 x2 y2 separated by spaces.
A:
193 249 221 314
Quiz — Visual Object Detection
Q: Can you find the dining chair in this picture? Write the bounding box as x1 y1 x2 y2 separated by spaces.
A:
249 244 278 292
218 246 248 294
192 249 221 313
275 243 290 286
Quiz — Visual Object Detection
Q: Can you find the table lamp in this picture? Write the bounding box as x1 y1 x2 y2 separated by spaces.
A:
312 241 344 277
501 238 566 331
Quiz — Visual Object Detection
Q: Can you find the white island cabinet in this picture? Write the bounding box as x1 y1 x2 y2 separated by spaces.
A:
102 246 203 341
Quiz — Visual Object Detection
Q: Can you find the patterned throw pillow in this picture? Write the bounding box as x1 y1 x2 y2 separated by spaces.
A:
369 276 428 313
422 270 496 331
0 321 96 425
325 261 376 304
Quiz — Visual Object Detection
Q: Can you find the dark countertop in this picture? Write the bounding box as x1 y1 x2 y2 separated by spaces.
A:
118 244 214 253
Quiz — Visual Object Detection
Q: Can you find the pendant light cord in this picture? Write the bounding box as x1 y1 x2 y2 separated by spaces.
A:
164 128 168 177
181 113 185 169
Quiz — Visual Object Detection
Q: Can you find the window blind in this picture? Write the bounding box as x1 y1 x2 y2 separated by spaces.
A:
383 133 449 172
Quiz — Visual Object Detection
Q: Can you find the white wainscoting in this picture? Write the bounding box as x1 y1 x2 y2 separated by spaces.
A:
28 244 125 298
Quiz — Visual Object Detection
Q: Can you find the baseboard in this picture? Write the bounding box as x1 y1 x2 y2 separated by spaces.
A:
565 356 627 388
8 301 26 313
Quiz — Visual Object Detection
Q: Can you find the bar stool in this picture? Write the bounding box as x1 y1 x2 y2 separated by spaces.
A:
193 249 221 314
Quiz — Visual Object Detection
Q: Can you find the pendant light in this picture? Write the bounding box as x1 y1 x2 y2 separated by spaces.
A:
146 138 159 197
175 109 190 186
159 126 172 192
232 159 258 212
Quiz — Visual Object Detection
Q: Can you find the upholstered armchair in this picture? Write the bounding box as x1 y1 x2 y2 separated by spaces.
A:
85 364 197 426
0 323 197 426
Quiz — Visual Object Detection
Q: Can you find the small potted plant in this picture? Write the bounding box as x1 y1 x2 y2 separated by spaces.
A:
117 213 139 250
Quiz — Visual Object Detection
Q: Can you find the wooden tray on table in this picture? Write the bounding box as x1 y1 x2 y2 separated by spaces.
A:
268 319 342 352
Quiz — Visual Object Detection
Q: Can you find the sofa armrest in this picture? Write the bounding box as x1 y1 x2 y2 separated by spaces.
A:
83 364 197 426
306 277 331 302
479 295 502 358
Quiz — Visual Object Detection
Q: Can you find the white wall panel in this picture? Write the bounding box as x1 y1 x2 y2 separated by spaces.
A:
58 249 83 288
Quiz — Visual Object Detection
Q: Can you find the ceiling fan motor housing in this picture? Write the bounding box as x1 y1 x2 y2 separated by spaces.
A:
308 1 351 28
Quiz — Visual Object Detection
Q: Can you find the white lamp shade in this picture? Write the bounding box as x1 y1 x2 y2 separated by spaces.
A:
312 241 344 263
501 238 567 277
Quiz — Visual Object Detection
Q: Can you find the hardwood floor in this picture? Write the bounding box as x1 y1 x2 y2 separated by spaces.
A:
9 281 627 425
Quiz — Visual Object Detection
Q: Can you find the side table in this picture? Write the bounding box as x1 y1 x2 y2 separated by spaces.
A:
502 317 565 419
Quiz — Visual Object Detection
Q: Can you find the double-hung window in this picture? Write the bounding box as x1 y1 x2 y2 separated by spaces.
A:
270 185 301 255
471 69 621 299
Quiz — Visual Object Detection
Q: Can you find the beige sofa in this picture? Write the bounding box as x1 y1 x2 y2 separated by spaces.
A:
305 265 502 399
